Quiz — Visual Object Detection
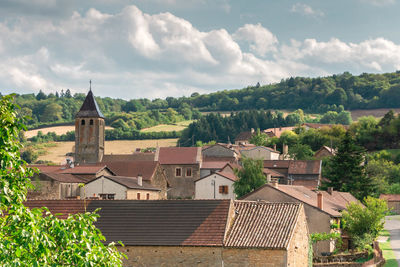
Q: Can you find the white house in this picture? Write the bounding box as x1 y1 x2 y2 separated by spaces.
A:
82 175 162 200
239 146 280 160
195 172 237 200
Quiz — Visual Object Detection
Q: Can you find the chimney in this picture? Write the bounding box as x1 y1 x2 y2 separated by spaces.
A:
271 179 278 188
137 174 142 186
283 144 288 155
317 192 323 210
327 187 333 195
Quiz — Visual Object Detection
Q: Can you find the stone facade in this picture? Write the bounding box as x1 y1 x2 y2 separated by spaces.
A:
75 117 105 164
151 164 169 199
202 144 236 159
28 174 80 199
162 164 200 199
240 147 280 160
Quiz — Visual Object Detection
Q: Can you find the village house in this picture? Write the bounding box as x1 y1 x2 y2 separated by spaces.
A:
239 145 280 160
155 146 202 198
263 160 322 189
195 171 237 199
314 146 336 159
202 143 238 162
242 183 358 254
263 126 297 138
380 194 400 214
234 128 256 145
25 199 310 267
82 175 162 200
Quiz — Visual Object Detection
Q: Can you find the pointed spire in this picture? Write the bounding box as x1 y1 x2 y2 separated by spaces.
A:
75 88 104 118
89 80 92 91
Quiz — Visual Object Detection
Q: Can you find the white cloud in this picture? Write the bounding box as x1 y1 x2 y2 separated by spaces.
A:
233 23 278 57
290 3 324 17
359 0 395 6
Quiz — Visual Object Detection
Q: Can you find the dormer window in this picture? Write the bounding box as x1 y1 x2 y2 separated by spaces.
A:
90 119 94 125
81 119 85 125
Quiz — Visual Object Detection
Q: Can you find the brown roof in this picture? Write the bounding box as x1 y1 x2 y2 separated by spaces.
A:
158 147 201 165
217 171 238 182
24 200 87 219
244 184 356 217
201 161 231 169
75 90 104 118
88 175 160 191
225 202 302 249
202 156 237 163
292 179 319 190
31 164 113 175
88 200 230 246
263 127 296 138
263 160 321 175
235 131 253 142
103 161 158 180
239 146 277 152
380 194 400 201
102 153 155 162
39 172 86 183
302 123 349 129
263 168 285 178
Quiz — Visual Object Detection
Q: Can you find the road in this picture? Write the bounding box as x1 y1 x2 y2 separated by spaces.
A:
385 215 400 265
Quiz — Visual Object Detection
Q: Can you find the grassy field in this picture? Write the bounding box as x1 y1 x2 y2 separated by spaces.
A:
25 125 113 138
379 229 398 267
36 139 178 164
140 120 193 133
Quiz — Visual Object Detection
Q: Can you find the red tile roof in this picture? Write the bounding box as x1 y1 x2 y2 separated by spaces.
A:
40 173 86 183
380 194 400 201
201 161 231 169
263 168 285 178
24 200 87 219
217 171 238 182
235 131 254 141
88 175 160 191
263 160 290 169
158 147 201 165
30 164 113 175
225 202 302 248
102 153 155 162
103 161 158 180
263 160 321 175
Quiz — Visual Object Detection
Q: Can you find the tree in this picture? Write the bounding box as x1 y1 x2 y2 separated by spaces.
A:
234 157 266 198
40 103 63 122
21 147 38 163
323 132 376 200
0 95 124 266
249 129 268 146
341 197 389 249
288 144 314 160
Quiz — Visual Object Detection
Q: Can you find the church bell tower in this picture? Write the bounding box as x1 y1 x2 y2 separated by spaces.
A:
74 83 105 164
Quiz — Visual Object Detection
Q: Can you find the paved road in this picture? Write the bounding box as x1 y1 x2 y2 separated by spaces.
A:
385 215 400 265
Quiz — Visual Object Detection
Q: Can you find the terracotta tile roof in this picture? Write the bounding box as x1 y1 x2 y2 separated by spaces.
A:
103 161 158 180
88 175 160 191
201 161 231 169
75 90 104 118
263 168 285 178
102 153 155 162
263 160 290 169
216 171 238 182
30 164 113 175
288 160 321 175
158 147 201 165
292 179 319 190
87 200 231 246
40 172 86 183
380 194 400 201
24 200 87 219
263 127 296 138
202 156 237 163
248 184 356 217
225 202 302 249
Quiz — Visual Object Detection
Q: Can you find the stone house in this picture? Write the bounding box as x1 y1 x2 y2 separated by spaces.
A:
28 172 85 199
102 160 169 199
314 146 336 159
155 147 202 198
242 183 358 254
202 143 238 162
263 126 296 138
82 175 162 200
25 199 310 266
380 194 400 214
234 129 255 145
195 171 238 199
263 160 322 189
239 146 280 160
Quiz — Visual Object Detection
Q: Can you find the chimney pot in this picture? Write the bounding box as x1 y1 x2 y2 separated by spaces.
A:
271 179 279 188
266 174 272 183
138 174 143 186
317 192 323 210
328 187 333 195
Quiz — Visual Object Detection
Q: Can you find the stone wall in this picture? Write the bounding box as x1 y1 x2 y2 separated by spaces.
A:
119 246 289 267
287 205 310 267
126 189 160 200
203 145 235 158
162 164 200 199
29 176 60 199
151 164 168 199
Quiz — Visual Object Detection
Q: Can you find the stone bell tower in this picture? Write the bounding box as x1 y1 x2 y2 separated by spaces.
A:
74 83 105 164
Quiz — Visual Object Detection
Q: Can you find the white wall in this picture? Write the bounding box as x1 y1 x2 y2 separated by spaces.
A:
82 177 127 199
241 147 280 160
195 173 235 200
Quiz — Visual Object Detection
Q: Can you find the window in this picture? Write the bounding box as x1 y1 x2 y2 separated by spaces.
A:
146 193 150 200
90 119 94 125
137 193 141 200
186 168 192 177
175 168 182 177
99 194 115 200
219 185 229 194
81 119 85 125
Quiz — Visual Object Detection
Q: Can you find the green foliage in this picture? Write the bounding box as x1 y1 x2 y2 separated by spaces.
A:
0 95 125 266
323 132 376 200
20 147 38 163
234 158 266 198
341 197 389 247
288 144 314 160
310 232 342 255
249 129 268 146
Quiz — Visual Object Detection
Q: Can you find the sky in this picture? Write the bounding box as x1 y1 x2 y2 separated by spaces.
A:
1 0 400 99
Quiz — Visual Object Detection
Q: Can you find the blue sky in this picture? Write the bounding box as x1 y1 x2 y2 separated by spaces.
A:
1 0 400 99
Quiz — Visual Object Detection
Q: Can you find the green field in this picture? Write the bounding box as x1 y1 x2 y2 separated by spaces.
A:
140 120 193 133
